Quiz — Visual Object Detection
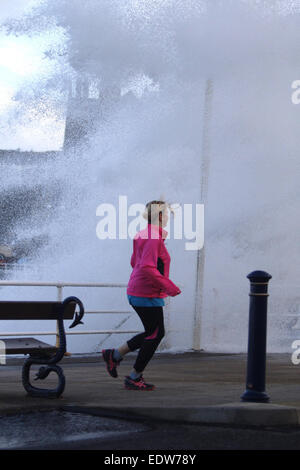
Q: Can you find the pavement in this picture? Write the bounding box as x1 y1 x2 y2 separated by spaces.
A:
1 351 300 427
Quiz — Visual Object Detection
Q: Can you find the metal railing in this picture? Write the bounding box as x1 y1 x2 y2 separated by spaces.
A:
0 281 150 343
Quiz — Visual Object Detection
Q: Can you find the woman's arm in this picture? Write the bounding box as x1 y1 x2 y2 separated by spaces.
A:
139 238 180 296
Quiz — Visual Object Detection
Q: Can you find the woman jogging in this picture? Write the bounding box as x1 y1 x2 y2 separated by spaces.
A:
102 200 181 390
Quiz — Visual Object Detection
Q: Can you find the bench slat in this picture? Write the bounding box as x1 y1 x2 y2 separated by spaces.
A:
0 301 75 320
0 337 57 355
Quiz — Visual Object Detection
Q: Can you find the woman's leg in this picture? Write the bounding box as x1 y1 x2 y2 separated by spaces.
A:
127 305 165 374
107 313 150 367
117 342 131 356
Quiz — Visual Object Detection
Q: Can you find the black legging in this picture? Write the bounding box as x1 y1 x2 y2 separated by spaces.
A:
127 305 165 373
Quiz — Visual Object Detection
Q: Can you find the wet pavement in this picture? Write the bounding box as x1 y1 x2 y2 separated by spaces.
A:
0 409 149 450
1 351 300 449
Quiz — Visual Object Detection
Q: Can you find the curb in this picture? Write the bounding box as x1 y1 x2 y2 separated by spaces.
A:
0 402 299 427
63 403 300 427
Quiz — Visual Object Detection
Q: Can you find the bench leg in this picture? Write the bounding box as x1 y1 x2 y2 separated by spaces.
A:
20 297 84 398
22 358 66 398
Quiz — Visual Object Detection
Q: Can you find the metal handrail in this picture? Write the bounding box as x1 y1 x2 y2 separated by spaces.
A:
0 279 175 358
0 281 143 340
0 281 128 287
0 331 140 336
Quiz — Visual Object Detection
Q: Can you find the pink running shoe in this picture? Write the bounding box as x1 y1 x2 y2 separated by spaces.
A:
102 349 122 378
124 375 155 391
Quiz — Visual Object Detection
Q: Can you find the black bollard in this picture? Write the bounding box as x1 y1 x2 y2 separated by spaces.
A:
241 270 272 403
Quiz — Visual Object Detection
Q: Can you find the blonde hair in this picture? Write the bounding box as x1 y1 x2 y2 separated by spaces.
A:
142 197 175 224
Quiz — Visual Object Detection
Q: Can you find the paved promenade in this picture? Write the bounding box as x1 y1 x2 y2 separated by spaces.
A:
1 351 300 426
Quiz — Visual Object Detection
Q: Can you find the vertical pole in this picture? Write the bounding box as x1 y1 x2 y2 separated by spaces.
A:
193 78 213 350
162 296 171 351
56 284 71 356
56 285 63 348
241 270 272 402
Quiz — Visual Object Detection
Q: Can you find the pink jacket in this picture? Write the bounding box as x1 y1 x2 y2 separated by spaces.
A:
127 223 180 298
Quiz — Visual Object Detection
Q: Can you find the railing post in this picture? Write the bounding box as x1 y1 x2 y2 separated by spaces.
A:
241 270 272 403
56 284 72 356
56 284 63 348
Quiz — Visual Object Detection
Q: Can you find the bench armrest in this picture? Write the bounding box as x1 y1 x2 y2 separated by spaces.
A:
61 296 85 328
